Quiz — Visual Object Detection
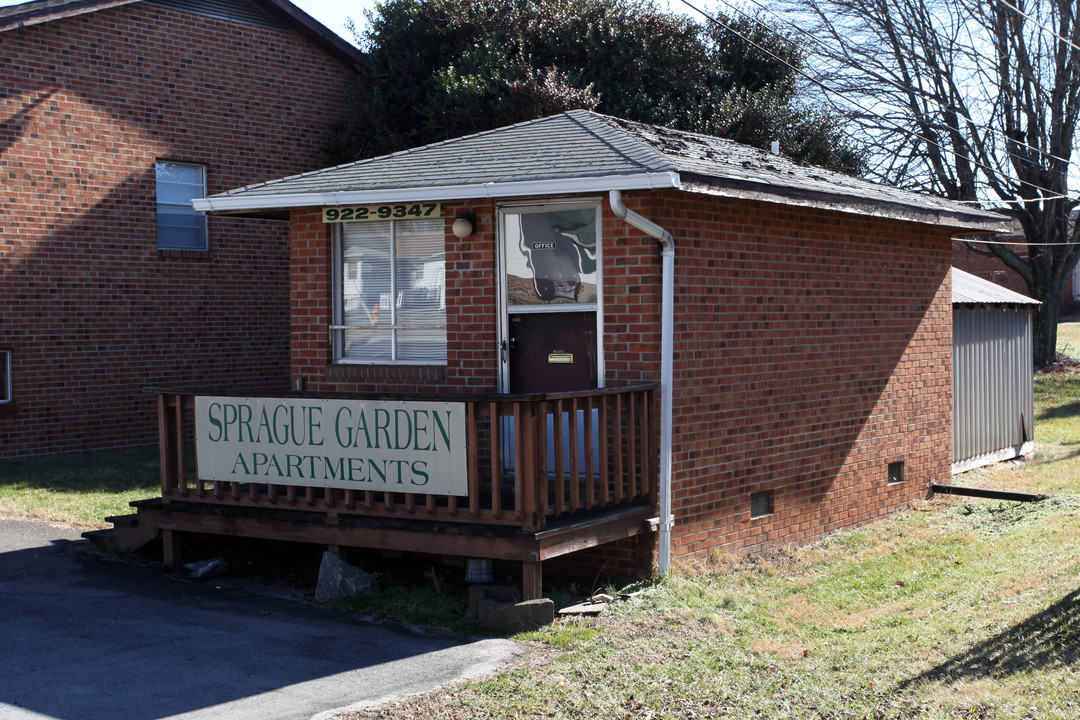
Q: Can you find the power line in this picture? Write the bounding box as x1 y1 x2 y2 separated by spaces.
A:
998 0 1080 55
964 237 1080 246
711 0 1077 174
951 194 1077 204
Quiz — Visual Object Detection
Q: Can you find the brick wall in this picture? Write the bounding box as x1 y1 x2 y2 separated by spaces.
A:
0 4 353 459
952 240 1029 296
653 191 952 560
289 201 503 395
288 189 954 567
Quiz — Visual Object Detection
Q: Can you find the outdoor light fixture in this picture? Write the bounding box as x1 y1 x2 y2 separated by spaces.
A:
452 213 475 238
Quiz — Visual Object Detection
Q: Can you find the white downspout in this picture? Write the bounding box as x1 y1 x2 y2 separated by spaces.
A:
609 190 675 576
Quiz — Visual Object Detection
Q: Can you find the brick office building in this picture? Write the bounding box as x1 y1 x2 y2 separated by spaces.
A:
128 112 1006 594
0 0 362 459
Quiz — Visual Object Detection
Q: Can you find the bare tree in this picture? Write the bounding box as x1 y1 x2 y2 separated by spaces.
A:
788 0 1080 365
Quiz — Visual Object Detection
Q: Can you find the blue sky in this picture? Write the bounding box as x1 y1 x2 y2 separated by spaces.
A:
291 0 377 46
0 1 723 48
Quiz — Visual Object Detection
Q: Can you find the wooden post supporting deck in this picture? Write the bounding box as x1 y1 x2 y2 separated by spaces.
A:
162 528 182 566
157 394 177 496
522 561 543 601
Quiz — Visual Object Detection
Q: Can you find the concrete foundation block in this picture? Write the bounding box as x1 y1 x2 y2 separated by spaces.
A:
478 597 554 633
467 584 521 618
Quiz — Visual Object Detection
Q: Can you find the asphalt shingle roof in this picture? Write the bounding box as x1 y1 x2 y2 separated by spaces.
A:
220 111 676 196
0 0 138 28
197 110 1008 231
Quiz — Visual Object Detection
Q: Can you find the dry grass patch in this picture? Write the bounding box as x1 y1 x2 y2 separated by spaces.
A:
6 346 1080 720
336 486 1080 720
748 638 813 659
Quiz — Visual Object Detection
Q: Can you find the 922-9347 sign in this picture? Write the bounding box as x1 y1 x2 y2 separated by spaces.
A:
323 203 442 223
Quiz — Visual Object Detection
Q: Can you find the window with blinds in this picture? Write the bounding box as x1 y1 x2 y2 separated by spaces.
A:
155 160 207 250
335 219 446 364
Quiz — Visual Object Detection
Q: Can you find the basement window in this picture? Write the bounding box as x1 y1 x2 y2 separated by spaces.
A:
750 490 773 518
888 461 905 484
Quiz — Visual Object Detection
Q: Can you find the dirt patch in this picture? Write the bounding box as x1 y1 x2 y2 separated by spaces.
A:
332 643 557 720
749 638 815 659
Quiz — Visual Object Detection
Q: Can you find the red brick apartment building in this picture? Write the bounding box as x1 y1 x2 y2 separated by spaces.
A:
131 112 1007 594
0 0 361 459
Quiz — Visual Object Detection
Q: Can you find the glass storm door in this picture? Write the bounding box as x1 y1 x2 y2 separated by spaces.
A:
498 201 603 394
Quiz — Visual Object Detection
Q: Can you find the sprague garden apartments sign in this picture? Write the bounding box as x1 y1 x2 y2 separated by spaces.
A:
194 397 468 496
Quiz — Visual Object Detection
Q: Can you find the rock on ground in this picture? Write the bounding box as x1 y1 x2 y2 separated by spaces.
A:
315 551 380 601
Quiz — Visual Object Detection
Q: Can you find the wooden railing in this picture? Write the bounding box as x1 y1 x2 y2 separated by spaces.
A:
157 384 658 533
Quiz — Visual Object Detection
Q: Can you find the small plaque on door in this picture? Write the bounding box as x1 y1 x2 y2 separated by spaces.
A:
548 353 574 364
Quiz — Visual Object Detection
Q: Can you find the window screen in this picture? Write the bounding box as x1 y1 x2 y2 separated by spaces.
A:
750 490 773 518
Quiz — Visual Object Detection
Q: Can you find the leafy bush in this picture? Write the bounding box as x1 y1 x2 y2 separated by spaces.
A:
329 0 864 173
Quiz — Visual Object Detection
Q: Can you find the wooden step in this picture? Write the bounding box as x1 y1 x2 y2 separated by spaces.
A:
81 514 161 555
81 528 116 547
104 514 139 528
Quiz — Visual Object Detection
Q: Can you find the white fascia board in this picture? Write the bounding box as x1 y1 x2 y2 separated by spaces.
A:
191 172 681 212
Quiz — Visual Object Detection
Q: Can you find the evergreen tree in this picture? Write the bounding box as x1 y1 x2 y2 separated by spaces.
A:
329 0 863 174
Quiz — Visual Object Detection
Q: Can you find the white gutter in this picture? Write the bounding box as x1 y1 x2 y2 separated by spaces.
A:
608 189 675 576
192 172 681 213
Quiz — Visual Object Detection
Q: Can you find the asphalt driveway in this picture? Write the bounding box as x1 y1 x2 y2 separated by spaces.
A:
0 516 519 720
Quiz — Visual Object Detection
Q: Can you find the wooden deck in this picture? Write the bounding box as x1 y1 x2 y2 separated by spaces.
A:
139 384 660 599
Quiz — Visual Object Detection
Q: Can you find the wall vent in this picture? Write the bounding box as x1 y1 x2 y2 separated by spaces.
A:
750 490 773 518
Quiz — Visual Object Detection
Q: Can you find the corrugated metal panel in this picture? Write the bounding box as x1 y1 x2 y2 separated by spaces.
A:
953 306 1034 468
148 0 287 30
952 267 1040 305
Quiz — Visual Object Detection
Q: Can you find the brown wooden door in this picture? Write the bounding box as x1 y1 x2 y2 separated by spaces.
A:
507 311 597 393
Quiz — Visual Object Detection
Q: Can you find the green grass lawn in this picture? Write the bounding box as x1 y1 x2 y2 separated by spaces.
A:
1056 320 1080 361
0 446 161 526
339 489 1080 719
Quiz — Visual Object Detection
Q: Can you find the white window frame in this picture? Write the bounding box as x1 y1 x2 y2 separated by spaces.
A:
0 350 10 404
331 220 448 365
155 160 208 251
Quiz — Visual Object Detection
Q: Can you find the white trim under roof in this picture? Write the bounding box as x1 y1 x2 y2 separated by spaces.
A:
192 172 682 213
